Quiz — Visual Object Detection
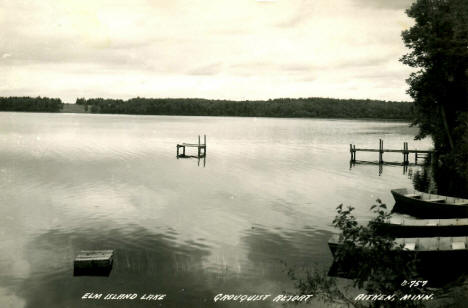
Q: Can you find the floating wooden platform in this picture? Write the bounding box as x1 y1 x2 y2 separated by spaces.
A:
74 250 114 276
177 135 206 158
350 139 433 165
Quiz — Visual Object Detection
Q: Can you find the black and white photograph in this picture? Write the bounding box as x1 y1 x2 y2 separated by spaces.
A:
1 0 467 307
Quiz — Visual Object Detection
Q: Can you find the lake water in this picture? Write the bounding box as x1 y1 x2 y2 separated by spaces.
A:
0 112 435 307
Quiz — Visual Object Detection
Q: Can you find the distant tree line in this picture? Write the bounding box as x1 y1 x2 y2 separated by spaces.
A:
0 96 63 112
75 97 414 119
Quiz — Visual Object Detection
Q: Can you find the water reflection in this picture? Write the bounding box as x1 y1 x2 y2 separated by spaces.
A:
176 154 206 167
0 224 334 307
0 113 436 307
349 160 426 176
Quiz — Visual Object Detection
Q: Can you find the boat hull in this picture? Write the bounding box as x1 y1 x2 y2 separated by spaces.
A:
328 235 468 260
375 218 468 238
391 189 468 219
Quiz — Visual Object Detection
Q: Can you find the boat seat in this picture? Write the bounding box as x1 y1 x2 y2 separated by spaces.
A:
451 242 466 250
405 193 422 198
404 242 416 251
427 198 445 203
426 220 438 226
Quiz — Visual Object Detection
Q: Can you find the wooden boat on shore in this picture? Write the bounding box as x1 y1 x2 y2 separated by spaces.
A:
391 188 468 218
328 234 468 259
374 215 468 238
328 235 468 284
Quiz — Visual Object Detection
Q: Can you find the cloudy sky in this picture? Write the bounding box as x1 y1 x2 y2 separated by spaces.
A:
0 0 415 103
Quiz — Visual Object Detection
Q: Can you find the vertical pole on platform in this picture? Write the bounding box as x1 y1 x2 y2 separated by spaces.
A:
198 135 201 158
402 142 405 164
379 139 383 164
402 142 407 165
204 134 207 156
406 142 409 164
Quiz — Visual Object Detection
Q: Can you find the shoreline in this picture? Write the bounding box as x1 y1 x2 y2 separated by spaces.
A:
0 109 412 122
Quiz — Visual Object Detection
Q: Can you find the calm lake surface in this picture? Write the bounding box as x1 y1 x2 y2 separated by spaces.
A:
0 112 434 307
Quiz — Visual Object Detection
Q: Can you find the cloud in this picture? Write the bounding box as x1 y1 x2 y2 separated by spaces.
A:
352 0 414 10
0 0 414 102
187 62 223 76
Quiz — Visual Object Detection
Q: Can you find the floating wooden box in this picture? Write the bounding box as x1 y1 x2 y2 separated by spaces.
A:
74 250 114 276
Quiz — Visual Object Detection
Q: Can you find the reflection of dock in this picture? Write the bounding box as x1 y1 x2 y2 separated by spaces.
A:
350 139 433 165
349 160 417 175
177 135 206 158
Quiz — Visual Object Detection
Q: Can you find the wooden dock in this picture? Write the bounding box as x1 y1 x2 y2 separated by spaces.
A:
177 135 206 158
350 139 433 165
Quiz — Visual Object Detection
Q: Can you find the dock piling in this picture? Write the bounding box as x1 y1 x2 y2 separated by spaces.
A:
379 139 383 164
403 142 409 165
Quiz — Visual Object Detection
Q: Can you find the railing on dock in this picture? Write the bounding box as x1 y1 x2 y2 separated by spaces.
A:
177 135 207 159
350 139 433 165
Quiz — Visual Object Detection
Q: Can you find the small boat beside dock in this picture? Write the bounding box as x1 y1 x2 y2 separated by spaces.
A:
374 215 468 238
391 188 468 218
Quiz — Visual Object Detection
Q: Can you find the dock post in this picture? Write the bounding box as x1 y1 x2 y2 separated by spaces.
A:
198 135 201 158
403 142 408 165
349 144 357 162
176 145 180 157
415 152 418 164
402 142 405 164
379 139 383 164
402 142 404 164
405 142 409 164
203 134 207 156
406 142 409 164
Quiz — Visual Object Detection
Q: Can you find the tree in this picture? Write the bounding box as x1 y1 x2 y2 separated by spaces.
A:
401 0 468 197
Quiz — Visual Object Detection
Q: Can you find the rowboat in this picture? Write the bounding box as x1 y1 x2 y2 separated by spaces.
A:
391 188 468 218
374 215 468 237
328 234 468 259
328 235 468 284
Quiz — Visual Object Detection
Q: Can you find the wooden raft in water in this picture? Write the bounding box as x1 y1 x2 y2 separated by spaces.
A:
74 250 114 276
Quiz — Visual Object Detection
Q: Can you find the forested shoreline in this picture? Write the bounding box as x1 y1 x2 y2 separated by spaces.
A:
0 97 63 112
0 96 414 120
76 97 413 119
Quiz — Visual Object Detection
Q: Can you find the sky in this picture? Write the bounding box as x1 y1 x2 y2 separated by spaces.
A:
0 0 415 103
